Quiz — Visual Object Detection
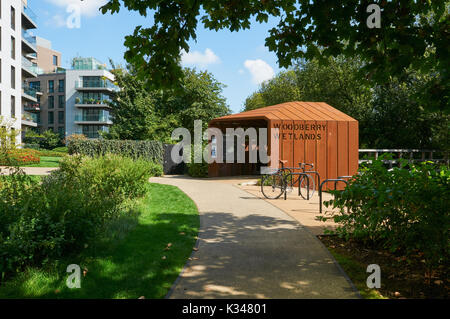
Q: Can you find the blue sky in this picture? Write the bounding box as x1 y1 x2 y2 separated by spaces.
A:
33 0 285 113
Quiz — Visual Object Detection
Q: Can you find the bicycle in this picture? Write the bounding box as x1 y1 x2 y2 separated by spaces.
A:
260 161 317 200
260 160 293 199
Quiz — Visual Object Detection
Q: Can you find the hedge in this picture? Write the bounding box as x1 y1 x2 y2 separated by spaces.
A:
67 139 163 164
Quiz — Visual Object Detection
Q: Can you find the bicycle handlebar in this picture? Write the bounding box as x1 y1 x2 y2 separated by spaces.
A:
299 162 314 170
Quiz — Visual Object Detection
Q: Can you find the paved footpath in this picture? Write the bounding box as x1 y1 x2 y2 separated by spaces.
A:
0 166 59 175
151 176 359 299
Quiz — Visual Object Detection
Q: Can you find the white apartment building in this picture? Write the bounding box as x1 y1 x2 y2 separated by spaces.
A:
0 0 38 145
65 57 116 138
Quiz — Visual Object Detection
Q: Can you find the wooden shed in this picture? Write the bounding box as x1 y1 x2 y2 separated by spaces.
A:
208 101 359 189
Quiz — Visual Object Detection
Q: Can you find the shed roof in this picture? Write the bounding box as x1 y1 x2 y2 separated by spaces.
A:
210 101 357 123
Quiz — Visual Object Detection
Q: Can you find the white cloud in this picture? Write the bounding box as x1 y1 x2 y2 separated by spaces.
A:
244 59 275 84
45 0 107 17
45 14 67 28
181 48 220 68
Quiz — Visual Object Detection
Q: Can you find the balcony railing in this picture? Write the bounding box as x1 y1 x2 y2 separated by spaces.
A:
23 4 37 24
22 84 38 98
75 98 111 105
21 56 42 76
75 79 118 91
74 114 112 123
22 112 38 123
28 84 41 92
22 29 37 48
24 103 41 112
74 127 109 139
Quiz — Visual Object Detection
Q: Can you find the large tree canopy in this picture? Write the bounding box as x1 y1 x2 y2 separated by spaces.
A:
100 0 449 112
244 58 449 150
106 65 230 142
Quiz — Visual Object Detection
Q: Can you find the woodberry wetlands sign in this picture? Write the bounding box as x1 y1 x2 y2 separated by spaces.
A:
273 123 327 140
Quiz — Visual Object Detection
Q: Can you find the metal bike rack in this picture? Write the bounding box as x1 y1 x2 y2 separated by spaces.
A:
283 172 309 200
304 171 320 197
318 178 349 214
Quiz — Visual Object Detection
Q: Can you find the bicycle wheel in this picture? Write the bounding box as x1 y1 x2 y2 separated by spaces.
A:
299 174 315 200
282 168 293 193
260 172 285 199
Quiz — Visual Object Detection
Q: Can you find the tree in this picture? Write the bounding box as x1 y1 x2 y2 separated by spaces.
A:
0 116 19 152
244 57 373 140
160 68 230 134
105 66 162 140
244 58 449 150
100 0 449 112
368 72 450 151
243 70 301 111
106 65 230 142
23 129 62 150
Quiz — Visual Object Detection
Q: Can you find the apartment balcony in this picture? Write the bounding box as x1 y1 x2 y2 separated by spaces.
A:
21 56 42 78
75 80 118 93
21 112 38 128
74 114 113 125
22 4 38 30
24 102 41 112
75 98 112 109
22 84 38 102
74 126 109 139
22 29 37 54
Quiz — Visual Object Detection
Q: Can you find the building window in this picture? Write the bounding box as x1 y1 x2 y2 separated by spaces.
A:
10 36 15 59
11 95 15 118
58 95 64 108
58 79 64 92
53 55 58 66
48 111 54 124
10 6 15 30
58 111 64 124
48 96 54 109
58 127 65 137
48 80 54 93
10 66 15 89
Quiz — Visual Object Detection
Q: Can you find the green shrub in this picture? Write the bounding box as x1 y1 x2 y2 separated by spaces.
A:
34 149 67 157
52 146 68 153
187 162 208 177
23 130 62 150
322 155 450 270
67 139 163 164
23 143 40 150
148 161 164 177
0 154 157 279
186 144 208 177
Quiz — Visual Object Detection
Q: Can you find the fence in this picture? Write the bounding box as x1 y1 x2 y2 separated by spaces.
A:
359 149 449 167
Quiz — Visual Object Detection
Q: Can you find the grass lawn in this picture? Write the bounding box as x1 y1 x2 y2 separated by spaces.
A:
22 156 62 167
0 183 199 299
